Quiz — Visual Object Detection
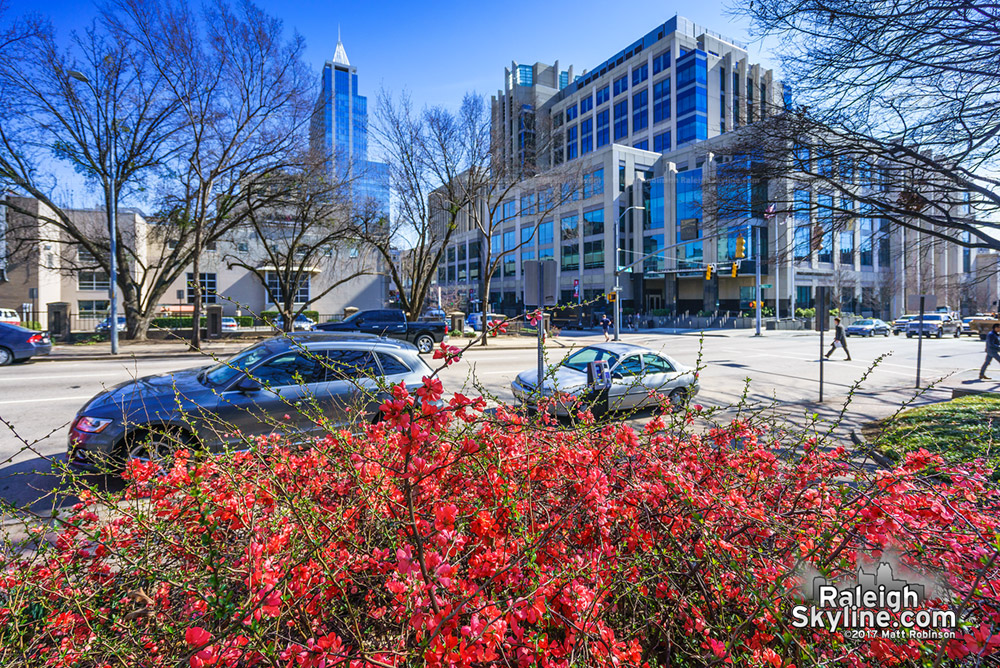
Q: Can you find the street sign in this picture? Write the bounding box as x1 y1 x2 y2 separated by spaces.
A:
523 260 558 306
760 283 773 289
907 294 937 312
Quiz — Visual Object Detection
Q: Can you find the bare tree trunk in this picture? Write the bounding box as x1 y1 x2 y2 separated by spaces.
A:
189 229 203 350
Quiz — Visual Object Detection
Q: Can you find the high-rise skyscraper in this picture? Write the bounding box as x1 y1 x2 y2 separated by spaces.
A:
310 34 389 216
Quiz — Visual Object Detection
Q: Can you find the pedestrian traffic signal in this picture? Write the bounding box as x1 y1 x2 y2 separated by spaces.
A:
705 265 713 280
607 291 617 303
750 300 756 309
731 261 738 277
735 235 746 259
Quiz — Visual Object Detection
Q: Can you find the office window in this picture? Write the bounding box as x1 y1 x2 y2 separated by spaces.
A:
538 220 553 245
520 193 535 215
503 200 516 221
652 51 670 75
187 272 218 304
860 218 874 266
561 240 579 270
595 85 610 106
559 71 569 89
652 78 670 123
538 247 554 259
566 125 577 160
468 241 480 280
583 240 604 269
561 182 579 202
78 300 110 317
590 168 604 197
644 234 664 273
653 131 671 152
817 194 833 263
521 249 534 263
579 95 593 114
632 63 648 86
503 230 516 276
840 230 855 265
264 272 306 304
78 270 110 291
503 229 516 251
565 104 578 121
580 117 593 155
613 75 628 97
521 225 535 247
634 140 649 150
561 214 578 240
596 109 610 148
614 100 628 140
632 89 648 132
677 87 707 115
794 226 811 261
879 220 891 266
517 64 533 85
583 209 604 236
676 115 707 144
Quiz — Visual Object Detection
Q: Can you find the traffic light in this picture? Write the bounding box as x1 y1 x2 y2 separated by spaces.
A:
735 235 746 259
705 265 713 280
607 291 617 303
750 300 756 309
731 261 739 278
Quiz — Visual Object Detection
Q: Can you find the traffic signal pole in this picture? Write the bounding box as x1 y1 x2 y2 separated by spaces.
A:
755 225 762 336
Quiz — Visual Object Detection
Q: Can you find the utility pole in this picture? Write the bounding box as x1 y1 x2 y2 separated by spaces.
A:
754 225 762 336
613 205 644 341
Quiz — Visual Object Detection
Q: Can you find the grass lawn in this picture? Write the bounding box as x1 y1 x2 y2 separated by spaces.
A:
865 394 1000 470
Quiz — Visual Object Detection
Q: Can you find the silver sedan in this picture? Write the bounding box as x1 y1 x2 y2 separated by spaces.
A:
511 342 699 415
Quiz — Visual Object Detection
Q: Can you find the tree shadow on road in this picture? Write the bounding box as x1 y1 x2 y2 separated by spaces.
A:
0 455 123 520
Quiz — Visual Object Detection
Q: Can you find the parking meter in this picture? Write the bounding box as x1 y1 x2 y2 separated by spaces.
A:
586 359 612 416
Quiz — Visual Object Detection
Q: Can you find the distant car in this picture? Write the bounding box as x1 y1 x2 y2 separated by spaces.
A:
221 317 238 331
95 316 126 333
845 319 891 337
270 314 315 331
906 313 962 338
466 312 504 332
962 316 983 336
0 308 21 326
0 322 52 366
68 333 433 470
512 342 698 415
892 315 916 335
315 309 448 354
422 308 447 321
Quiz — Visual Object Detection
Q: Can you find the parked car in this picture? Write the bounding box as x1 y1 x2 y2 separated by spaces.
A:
466 312 504 332
222 317 238 332
511 342 698 415
314 309 448 354
95 316 126 333
845 319 891 337
0 322 52 365
970 313 1000 339
421 308 446 321
962 316 988 336
68 333 433 470
0 308 21 326
892 315 916 335
269 314 315 331
906 313 962 338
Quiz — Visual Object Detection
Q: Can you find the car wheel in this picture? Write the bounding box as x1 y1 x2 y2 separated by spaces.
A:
868 330 874 337
884 330 890 337
123 427 190 468
0 347 12 366
906 332 913 338
954 329 961 338
937 329 944 339
415 334 434 354
668 387 689 409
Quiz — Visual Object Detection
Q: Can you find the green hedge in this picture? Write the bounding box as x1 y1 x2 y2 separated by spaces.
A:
261 310 319 322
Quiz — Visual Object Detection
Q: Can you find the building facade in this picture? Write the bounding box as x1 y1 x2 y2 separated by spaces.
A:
309 35 390 215
437 16 989 321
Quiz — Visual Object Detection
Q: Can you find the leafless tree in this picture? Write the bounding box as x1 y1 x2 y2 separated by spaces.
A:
0 6 182 339
358 92 491 322
110 0 313 349
727 1 1000 249
224 162 378 332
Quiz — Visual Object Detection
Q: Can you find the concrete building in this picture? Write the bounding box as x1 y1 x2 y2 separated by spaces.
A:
0 197 384 331
437 16 990 321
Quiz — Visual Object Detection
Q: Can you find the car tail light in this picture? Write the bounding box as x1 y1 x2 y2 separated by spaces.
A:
27 333 43 343
445 323 450 334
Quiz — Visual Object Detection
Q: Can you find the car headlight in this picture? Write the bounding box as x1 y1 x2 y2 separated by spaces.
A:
75 416 112 433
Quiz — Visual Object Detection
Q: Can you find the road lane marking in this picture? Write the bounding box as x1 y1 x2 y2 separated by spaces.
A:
0 395 93 406
0 373 125 382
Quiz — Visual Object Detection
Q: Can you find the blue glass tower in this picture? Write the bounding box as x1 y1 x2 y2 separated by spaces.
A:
310 36 389 216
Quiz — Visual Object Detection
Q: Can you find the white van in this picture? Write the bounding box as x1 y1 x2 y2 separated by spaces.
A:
0 308 20 326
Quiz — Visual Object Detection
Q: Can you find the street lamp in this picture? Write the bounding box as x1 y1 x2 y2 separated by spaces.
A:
614 205 644 342
67 70 118 354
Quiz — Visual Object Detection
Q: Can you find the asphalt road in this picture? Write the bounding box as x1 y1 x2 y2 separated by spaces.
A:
0 329 993 516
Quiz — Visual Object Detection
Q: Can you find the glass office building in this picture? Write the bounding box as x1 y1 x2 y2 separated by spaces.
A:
310 37 389 216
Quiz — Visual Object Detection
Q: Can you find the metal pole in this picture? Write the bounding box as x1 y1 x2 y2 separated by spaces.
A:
612 206 642 341
916 295 925 388
108 127 118 354
818 287 826 402
774 217 780 320
754 225 762 336
537 262 544 391
614 272 621 341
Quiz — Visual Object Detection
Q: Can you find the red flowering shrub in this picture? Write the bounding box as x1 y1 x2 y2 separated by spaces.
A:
2 377 1000 666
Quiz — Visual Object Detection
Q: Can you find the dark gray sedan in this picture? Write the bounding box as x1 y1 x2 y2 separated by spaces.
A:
68 333 432 470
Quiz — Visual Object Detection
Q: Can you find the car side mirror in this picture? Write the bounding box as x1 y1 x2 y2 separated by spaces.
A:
236 376 261 393
611 372 624 380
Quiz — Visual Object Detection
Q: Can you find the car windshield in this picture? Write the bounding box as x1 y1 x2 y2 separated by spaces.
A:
203 343 276 386
917 314 944 321
857 320 874 325
562 346 620 372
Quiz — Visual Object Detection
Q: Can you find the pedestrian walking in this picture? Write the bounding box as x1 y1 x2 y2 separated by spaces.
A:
980 323 1000 380
824 317 852 361
626 314 633 331
600 314 612 342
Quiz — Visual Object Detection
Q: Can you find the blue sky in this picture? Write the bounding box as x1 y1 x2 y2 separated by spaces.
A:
10 0 779 206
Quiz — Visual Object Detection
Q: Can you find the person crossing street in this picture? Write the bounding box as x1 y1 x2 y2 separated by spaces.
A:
980 323 1000 380
824 317 852 361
